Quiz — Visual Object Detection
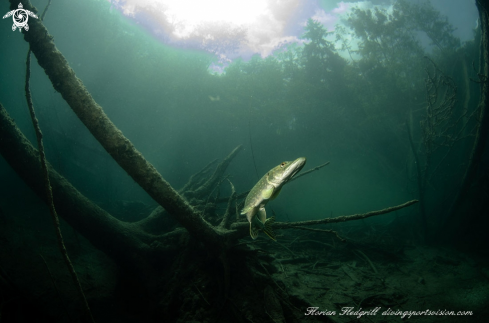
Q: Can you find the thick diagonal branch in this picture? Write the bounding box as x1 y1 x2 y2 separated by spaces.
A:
10 0 223 250
0 103 155 271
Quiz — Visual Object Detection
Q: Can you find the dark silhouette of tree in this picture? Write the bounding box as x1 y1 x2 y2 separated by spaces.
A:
301 18 345 84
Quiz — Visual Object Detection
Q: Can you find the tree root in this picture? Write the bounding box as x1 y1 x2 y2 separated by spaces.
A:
218 179 237 230
179 159 218 193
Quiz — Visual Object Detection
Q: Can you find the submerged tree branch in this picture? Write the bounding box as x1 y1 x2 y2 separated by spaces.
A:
230 200 418 235
23 2 94 319
276 199 418 227
25 49 94 323
4 0 419 262
289 161 330 182
0 99 419 272
218 180 237 230
9 0 227 251
0 103 158 269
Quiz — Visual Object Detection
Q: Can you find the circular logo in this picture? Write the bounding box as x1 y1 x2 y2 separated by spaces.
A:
13 9 28 29
2 3 38 32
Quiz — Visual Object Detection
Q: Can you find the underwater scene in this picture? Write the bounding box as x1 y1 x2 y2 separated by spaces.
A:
0 0 488 322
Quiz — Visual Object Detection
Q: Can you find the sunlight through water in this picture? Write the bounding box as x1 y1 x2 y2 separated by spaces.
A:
110 0 302 61
109 0 478 66
160 0 268 38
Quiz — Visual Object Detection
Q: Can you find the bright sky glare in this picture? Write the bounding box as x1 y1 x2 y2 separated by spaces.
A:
109 0 478 65
162 0 268 37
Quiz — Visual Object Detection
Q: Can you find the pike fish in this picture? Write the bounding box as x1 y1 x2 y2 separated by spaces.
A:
241 157 306 241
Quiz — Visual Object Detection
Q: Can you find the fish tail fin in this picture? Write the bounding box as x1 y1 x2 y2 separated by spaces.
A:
250 222 259 239
262 216 276 241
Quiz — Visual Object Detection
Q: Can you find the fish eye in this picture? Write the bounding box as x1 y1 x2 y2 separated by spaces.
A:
280 162 286 167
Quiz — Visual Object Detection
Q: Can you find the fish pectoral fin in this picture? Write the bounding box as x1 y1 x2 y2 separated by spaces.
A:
250 222 259 240
270 187 282 200
258 207 267 223
262 216 276 241
261 187 275 199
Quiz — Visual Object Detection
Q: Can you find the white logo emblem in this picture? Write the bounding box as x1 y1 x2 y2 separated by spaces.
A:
2 3 38 32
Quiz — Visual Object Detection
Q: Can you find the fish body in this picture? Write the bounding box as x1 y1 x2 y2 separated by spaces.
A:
241 157 306 240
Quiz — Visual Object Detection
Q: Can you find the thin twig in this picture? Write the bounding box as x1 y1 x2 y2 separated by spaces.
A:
39 253 72 320
289 161 330 182
40 0 51 21
312 260 319 270
274 242 296 257
259 263 287 295
354 250 378 275
25 22 95 322
193 284 210 306
278 261 288 277
274 200 418 228
218 179 236 229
